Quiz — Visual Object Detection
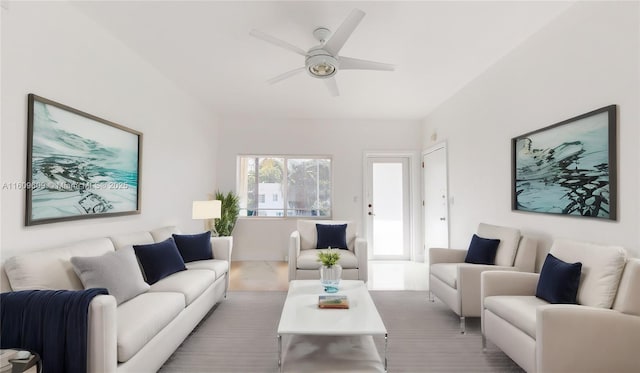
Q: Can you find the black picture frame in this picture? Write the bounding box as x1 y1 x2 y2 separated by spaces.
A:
511 105 617 220
26 94 142 225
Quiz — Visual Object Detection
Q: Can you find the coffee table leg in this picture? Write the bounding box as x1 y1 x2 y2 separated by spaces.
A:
277 334 282 371
384 333 388 372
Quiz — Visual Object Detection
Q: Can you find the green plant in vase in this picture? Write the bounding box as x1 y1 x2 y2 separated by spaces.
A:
213 191 240 237
317 247 342 292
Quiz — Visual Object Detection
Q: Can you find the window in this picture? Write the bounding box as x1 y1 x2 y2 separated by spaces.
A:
237 156 332 217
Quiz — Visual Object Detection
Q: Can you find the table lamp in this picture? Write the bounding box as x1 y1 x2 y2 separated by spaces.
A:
192 200 222 237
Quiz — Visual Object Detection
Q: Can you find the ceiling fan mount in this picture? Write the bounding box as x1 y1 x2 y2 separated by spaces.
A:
250 9 395 96
312 27 331 44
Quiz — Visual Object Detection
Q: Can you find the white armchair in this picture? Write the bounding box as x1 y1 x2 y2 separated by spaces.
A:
288 220 368 282
481 240 640 373
429 223 537 333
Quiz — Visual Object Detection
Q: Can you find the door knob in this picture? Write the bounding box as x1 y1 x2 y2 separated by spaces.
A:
439 217 446 221
368 212 375 216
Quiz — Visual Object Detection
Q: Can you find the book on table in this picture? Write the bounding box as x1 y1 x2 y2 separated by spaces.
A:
318 294 349 309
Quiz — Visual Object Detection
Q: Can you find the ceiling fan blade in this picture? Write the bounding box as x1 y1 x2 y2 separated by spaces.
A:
250 29 307 56
324 9 365 56
324 77 339 97
267 67 305 85
339 56 395 71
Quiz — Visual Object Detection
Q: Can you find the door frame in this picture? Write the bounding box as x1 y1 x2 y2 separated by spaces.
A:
422 142 450 262
363 151 418 261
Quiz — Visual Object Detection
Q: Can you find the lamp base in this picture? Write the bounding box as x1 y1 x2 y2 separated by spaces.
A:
210 226 220 237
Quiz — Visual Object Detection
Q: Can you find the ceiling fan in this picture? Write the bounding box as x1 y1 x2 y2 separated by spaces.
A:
250 8 395 96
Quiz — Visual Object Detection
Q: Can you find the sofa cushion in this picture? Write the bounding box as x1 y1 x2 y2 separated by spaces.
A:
550 239 626 308
117 292 185 363
612 259 640 316
465 234 500 265
297 220 356 251
133 239 186 285
430 263 458 289
110 231 154 250
148 269 215 305
4 238 115 291
150 226 181 242
185 259 229 280
172 232 213 262
484 295 549 338
70 246 150 305
316 224 348 249
477 223 521 267
296 249 358 270
536 253 582 304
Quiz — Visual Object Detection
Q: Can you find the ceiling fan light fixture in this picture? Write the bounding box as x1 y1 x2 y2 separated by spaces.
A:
306 53 338 79
309 62 335 76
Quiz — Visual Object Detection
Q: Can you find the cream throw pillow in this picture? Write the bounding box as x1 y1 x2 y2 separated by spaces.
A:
71 246 149 304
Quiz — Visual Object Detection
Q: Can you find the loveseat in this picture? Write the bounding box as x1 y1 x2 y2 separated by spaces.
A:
288 220 368 282
429 223 537 333
0 226 232 373
481 239 640 373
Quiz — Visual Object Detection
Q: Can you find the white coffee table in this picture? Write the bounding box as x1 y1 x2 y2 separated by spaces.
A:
277 280 387 372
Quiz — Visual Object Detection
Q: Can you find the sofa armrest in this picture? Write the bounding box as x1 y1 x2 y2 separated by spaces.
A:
537 305 640 373
458 264 517 315
481 271 539 299
354 237 368 282
211 236 233 262
429 248 466 265
288 231 301 281
87 295 117 373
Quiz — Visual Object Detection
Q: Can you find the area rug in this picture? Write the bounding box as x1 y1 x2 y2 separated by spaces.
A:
159 291 523 372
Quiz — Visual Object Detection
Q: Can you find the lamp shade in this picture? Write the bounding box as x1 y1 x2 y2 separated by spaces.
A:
192 200 222 220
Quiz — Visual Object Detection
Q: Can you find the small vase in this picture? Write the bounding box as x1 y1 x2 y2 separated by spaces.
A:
320 264 342 289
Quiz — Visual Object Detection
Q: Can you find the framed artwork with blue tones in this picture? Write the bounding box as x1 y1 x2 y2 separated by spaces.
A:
26 94 142 225
511 105 617 220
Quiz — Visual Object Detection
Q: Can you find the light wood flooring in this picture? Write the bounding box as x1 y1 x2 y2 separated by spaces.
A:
228 260 429 291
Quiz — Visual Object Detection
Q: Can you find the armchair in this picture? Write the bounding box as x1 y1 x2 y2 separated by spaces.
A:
288 220 368 282
481 240 639 373
429 223 537 333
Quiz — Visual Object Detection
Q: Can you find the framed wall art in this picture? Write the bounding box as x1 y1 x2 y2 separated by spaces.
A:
511 105 617 220
26 94 142 225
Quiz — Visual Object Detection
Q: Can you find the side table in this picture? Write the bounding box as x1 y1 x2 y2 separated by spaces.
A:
0 350 41 373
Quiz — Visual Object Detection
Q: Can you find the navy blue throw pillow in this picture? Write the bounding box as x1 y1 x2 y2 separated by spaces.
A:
536 253 582 304
316 224 348 249
133 238 186 285
464 234 500 265
172 231 213 262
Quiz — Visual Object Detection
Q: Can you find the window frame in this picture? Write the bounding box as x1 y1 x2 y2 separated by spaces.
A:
236 154 333 219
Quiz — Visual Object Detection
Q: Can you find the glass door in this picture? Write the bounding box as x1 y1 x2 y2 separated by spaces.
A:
365 156 411 260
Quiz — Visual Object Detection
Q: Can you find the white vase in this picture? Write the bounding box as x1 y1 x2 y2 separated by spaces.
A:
320 264 342 287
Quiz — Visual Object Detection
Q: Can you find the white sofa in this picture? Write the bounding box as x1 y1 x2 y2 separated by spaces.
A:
0 226 232 373
429 223 537 333
481 239 640 373
288 220 368 282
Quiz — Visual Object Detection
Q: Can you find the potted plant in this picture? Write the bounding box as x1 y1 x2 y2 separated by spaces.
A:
213 191 240 237
317 247 342 289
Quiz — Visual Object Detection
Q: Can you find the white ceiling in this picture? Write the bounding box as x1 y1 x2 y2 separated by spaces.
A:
74 1 574 120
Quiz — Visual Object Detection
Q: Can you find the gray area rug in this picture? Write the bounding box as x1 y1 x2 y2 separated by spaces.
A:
160 291 524 372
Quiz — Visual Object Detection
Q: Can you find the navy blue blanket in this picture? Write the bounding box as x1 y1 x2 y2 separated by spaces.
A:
1 288 108 373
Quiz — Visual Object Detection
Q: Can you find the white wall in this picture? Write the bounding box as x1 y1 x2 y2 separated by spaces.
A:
422 1 640 268
217 117 422 261
1 2 219 258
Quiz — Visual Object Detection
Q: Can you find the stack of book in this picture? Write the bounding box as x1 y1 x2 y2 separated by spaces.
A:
318 294 349 309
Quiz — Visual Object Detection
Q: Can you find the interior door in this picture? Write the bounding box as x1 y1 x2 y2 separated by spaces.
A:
365 156 411 260
423 144 449 264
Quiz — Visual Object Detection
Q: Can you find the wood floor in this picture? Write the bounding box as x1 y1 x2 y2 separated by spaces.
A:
228 260 429 291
